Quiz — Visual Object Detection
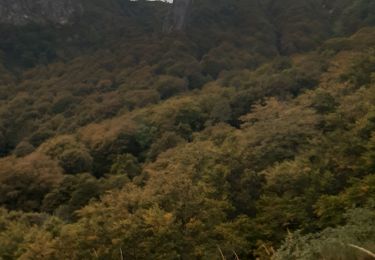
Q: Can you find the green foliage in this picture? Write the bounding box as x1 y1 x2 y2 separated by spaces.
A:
147 131 185 161
13 141 35 157
311 91 338 114
0 1 374 259
41 173 128 221
156 75 188 99
29 129 55 147
274 208 375 260
336 0 375 34
109 153 141 178
0 154 63 212
0 24 57 67
59 148 93 174
341 49 375 87
0 208 63 259
51 94 79 114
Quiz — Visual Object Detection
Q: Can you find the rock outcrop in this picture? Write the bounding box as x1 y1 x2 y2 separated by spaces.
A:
0 0 82 25
163 0 192 32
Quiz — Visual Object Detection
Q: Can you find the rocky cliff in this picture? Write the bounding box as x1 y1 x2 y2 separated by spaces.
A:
0 0 82 25
163 0 192 32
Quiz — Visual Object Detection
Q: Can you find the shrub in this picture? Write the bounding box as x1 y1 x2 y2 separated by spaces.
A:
29 129 54 147
110 153 141 178
96 79 115 92
51 94 78 114
123 89 160 109
311 91 338 114
147 132 185 161
0 154 63 211
42 174 101 221
59 148 93 174
13 141 35 157
156 76 188 99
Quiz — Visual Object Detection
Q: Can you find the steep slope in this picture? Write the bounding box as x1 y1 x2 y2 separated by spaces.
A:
0 0 82 25
0 26 374 259
0 0 374 259
164 0 193 32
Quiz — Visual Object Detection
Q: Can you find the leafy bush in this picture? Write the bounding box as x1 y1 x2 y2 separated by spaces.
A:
110 153 141 178
156 75 188 99
274 208 375 260
29 129 55 147
13 141 35 157
0 154 63 211
59 148 93 174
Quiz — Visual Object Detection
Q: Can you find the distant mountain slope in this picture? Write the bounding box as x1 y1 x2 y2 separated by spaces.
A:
0 0 373 70
0 0 82 25
0 0 373 155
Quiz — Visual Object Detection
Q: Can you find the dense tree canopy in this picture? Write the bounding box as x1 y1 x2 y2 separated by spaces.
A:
0 0 374 259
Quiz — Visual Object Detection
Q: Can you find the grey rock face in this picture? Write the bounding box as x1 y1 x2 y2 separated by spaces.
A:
0 0 82 25
163 0 192 32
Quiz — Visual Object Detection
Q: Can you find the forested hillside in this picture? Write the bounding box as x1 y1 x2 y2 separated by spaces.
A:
0 0 374 259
